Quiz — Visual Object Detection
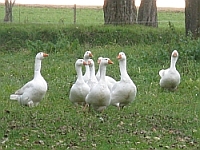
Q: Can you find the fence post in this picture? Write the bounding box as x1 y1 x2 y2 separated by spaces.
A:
74 4 76 24
18 4 20 23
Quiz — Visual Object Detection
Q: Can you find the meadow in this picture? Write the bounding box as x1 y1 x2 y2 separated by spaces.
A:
0 4 185 28
0 4 200 150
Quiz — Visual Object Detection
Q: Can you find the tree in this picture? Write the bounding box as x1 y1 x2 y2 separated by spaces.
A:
103 0 137 25
137 0 157 27
185 0 200 37
4 0 16 22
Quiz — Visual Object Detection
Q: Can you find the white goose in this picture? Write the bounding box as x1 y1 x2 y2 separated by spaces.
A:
69 59 90 106
10 52 49 107
159 50 180 91
85 58 113 112
110 52 137 109
96 57 117 91
83 51 93 83
86 59 98 88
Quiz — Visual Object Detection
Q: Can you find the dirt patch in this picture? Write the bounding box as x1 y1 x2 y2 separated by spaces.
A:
157 7 184 12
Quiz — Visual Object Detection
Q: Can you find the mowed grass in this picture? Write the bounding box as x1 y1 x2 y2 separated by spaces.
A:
0 4 185 28
0 43 199 149
0 4 199 150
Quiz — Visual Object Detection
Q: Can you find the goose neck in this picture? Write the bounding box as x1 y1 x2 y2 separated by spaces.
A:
76 65 84 82
99 64 106 81
90 65 96 79
170 57 177 69
34 59 42 78
96 65 100 78
119 59 128 78
84 59 90 77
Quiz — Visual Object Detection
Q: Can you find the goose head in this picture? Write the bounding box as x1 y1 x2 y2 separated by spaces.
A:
100 58 113 66
171 50 178 59
75 59 87 67
97 57 103 64
170 50 179 68
88 59 95 68
117 52 126 61
84 51 93 60
36 52 49 60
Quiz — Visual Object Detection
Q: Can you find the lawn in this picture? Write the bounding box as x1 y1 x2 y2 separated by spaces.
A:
0 4 199 150
0 4 185 28
0 44 199 149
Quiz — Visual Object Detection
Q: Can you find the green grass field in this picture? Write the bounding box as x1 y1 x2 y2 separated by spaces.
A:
0 4 185 28
0 4 199 150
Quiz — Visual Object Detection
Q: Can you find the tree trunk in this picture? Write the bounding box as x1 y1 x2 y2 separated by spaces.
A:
4 0 16 22
185 0 200 37
103 0 137 25
137 0 158 27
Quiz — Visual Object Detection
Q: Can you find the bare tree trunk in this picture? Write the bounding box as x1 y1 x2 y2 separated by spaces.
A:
137 0 158 27
4 0 16 22
103 0 137 25
185 0 200 37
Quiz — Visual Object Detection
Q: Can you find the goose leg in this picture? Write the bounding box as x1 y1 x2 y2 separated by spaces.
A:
83 103 89 112
118 106 121 111
27 101 34 107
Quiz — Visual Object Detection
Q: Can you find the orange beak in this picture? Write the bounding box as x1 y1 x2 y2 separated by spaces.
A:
87 60 91 65
83 61 88 65
108 59 113 64
117 54 122 59
89 53 93 57
172 52 177 57
43 53 49 57
97 59 101 64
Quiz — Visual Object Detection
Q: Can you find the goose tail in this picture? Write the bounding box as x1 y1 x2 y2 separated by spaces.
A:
159 69 165 77
10 94 20 100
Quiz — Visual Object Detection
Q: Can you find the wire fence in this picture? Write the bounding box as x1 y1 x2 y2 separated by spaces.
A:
0 4 185 28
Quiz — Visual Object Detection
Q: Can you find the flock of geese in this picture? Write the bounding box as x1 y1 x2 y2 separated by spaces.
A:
69 51 137 112
9 50 180 112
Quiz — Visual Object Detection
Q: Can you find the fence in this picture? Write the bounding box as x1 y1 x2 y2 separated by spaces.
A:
0 4 185 28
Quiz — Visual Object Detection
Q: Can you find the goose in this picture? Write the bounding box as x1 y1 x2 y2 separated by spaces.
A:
95 57 103 81
86 59 98 88
96 57 117 91
85 58 113 112
159 50 180 91
110 52 137 109
69 59 90 106
83 51 93 83
10 52 49 107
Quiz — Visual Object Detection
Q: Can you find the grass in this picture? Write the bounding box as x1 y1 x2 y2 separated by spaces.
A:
0 43 199 149
0 4 199 150
0 4 185 28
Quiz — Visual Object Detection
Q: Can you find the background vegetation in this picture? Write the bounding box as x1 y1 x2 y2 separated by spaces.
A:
0 4 185 27
0 5 199 150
